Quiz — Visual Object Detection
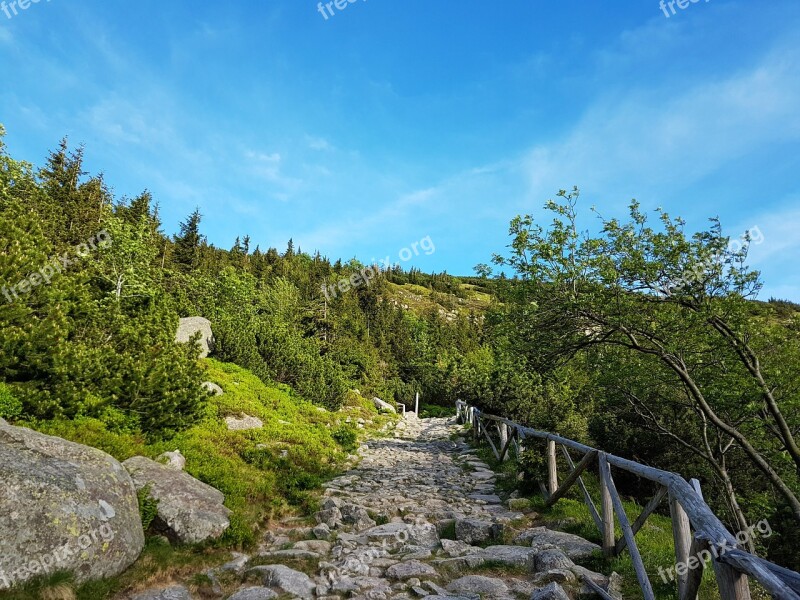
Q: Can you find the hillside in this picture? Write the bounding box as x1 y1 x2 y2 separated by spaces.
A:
2 359 396 599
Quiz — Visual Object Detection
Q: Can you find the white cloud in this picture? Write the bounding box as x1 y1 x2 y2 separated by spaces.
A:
306 135 333 151
523 40 800 202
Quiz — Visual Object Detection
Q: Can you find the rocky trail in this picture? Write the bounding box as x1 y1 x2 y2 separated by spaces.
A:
132 415 621 600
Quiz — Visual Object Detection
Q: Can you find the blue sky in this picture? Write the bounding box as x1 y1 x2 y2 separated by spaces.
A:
1 0 799 299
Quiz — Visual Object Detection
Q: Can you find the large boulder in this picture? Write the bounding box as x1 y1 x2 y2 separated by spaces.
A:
0 419 144 588
372 397 396 413
123 456 231 544
175 317 214 358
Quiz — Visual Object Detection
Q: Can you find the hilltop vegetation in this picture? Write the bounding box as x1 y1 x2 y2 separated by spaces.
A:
1 129 799 577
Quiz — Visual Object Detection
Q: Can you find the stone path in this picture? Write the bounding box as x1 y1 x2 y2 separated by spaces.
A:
132 415 620 600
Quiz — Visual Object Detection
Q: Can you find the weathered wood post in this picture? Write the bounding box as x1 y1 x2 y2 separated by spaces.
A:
499 423 509 462
547 439 558 495
670 492 693 600
691 481 751 600
599 452 615 557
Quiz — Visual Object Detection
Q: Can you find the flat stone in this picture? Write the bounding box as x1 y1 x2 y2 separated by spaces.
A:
386 560 438 581
447 575 509 596
516 527 601 560
440 539 481 558
225 414 264 431
131 586 193 600
479 545 537 569
248 564 315 599
227 588 278 600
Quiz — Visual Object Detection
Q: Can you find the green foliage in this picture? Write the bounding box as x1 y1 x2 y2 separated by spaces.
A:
137 484 160 531
491 187 800 567
332 425 359 452
0 382 21 419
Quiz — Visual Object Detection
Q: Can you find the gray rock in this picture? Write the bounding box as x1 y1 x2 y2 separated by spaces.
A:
373 397 397 413
447 575 508 596
478 545 537 569
516 527 601 560
294 540 332 554
176 316 214 358
227 587 278 600
315 507 342 528
386 560 438 580
123 456 231 544
339 503 377 532
455 518 503 545
248 564 316 598
258 549 320 560
363 522 440 549
156 449 186 471
440 539 481 558
225 414 264 431
313 523 333 540
202 381 223 396
131 586 194 600
534 548 575 572
532 569 578 586
220 552 250 574
530 582 571 600
0 420 144 587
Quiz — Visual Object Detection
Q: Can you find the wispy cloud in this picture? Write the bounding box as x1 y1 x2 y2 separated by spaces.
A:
523 39 800 203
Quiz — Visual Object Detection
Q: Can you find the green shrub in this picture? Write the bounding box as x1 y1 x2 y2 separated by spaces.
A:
332 426 359 452
0 382 22 419
137 484 159 531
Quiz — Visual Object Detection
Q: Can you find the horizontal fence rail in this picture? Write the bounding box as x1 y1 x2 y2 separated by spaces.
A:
455 400 800 600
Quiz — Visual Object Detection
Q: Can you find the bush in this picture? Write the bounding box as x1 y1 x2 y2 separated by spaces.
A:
332 426 359 452
0 382 22 419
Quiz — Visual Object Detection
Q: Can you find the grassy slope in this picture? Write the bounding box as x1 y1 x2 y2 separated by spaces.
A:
386 281 492 319
2 359 394 600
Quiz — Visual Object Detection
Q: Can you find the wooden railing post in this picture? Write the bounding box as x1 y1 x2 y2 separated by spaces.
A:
452 401 799 600
670 492 693 600
547 439 558 495
499 423 509 462
599 452 615 557
692 481 751 600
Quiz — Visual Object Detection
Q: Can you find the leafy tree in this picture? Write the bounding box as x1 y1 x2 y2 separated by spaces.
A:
492 188 800 531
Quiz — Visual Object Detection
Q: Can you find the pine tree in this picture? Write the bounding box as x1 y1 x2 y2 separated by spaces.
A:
172 208 203 272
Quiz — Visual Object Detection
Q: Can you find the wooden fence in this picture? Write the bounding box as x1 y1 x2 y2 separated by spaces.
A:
455 400 800 600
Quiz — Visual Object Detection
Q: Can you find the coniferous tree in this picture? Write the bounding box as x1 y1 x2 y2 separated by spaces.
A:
173 208 203 272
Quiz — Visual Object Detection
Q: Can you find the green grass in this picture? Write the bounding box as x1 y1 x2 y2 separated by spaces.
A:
2 359 396 599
